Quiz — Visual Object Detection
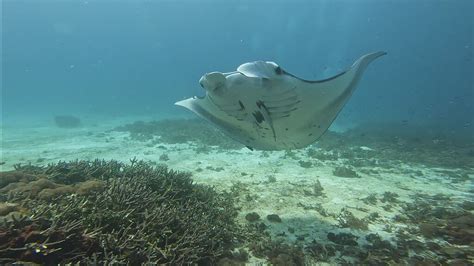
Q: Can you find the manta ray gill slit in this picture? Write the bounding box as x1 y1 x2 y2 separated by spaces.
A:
256 100 266 110
252 111 265 123
255 100 277 141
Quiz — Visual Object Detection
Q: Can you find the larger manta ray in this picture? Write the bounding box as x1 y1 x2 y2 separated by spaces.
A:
176 51 386 150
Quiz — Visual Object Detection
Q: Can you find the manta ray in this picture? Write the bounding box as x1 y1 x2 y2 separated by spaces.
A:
176 51 386 150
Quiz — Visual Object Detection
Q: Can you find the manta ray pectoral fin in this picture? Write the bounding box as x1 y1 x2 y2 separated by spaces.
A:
324 51 386 93
175 98 195 110
344 51 387 87
175 97 243 140
237 61 280 79
280 51 387 147
299 51 387 113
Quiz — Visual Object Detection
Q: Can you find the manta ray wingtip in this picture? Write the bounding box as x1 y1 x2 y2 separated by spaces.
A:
175 98 194 109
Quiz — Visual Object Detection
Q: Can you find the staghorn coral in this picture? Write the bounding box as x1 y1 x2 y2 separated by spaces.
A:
0 173 104 201
0 203 19 216
37 186 75 200
0 171 37 189
75 180 104 195
0 216 99 264
7 159 240 264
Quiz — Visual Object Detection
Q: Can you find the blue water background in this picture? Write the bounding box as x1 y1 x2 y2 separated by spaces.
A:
2 0 473 134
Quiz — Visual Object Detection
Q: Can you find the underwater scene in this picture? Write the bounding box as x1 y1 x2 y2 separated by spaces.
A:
1 0 473 265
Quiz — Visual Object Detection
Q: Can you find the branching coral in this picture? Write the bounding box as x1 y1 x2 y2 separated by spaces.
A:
0 216 99 264
3 160 240 264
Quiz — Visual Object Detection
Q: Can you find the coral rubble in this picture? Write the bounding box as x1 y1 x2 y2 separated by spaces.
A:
333 166 360 178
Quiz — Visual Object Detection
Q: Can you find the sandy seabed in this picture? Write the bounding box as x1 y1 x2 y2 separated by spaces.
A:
1 115 473 265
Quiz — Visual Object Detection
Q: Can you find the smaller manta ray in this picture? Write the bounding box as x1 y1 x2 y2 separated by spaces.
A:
175 51 386 150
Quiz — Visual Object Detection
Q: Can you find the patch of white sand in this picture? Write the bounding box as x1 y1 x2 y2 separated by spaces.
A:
1 116 472 256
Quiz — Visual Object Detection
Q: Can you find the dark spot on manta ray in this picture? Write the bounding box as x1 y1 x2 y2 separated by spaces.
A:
256 100 270 114
252 111 265 123
285 128 288 131
275 66 283 75
308 133 313 136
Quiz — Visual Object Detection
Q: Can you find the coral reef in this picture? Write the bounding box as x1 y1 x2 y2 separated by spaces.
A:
297 160 312 168
361 193 378 205
2 119 473 264
0 170 105 201
337 209 369 230
159 153 169 161
0 171 37 189
306 148 338 161
303 180 325 197
0 217 99 264
245 212 260 222
384 193 474 264
247 235 305 266
317 122 474 168
1 160 240 264
333 166 360 178
381 191 399 203
327 232 358 246
0 203 19 216
112 119 243 149
266 214 282 223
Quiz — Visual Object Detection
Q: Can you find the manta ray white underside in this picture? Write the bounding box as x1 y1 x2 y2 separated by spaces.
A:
176 51 386 150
